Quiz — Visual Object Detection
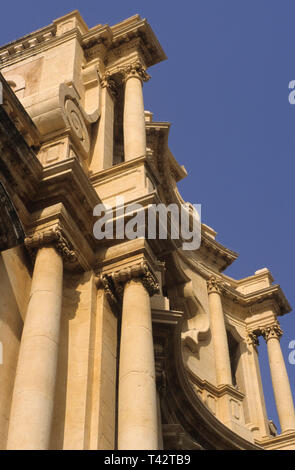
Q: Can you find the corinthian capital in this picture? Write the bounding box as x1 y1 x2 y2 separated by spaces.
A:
97 261 160 299
246 330 260 347
25 227 77 263
207 276 223 294
261 322 283 342
100 72 118 97
122 61 151 83
112 261 159 297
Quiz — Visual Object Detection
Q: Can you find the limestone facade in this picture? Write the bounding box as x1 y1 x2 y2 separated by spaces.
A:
0 10 294 450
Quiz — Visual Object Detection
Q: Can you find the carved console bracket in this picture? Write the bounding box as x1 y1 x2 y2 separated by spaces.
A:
59 83 100 160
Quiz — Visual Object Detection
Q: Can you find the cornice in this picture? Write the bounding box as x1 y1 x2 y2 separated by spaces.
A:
0 29 85 69
256 431 295 450
92 188 183 257
0 103 42 214
0 25 57 66
145 123 237 270
96 237 160 278
0 13 166 71
110 16 167 67
201 231 238 270
82 24 113 50
25 158 102 268
166 250 290 317
186 366 245 402
90 154 161 189
223 284 291 315
0 73 41 148
146 125 188 185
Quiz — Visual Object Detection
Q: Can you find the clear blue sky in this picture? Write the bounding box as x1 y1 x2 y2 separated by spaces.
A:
1 0 295 434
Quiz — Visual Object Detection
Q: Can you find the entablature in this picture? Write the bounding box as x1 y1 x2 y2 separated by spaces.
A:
0 72 40 148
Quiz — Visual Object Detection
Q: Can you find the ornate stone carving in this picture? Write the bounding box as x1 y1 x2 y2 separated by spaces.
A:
207 276 223 294
59 83 100 163
25 227 77 263
96 274 120 313
121 60 151 83
65 99 89 151
100 72 118 97
261 322 283 342
97 261 160 299
141 267 160 297
246 330 260 347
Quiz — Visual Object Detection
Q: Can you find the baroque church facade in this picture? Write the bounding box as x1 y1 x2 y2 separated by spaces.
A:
0 10 294 450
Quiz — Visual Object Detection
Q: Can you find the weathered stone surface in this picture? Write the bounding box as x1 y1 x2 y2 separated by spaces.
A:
0 9 294 451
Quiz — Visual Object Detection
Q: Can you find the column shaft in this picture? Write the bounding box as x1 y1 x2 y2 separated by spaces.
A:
124 76 146 161
118 279 158 449
207 281 232 386
266 335 295 433
245 337 270 438
91 85 114 172
7 246 63 449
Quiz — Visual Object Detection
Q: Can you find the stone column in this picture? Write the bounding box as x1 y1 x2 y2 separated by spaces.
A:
115 262 159 450
261 322 295 434
123 61 150 161
7 228 76 450
245 332 270 438
207 276 232 386
91 73 116 172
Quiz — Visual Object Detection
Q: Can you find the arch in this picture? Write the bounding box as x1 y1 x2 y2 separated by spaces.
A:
153 309 260 449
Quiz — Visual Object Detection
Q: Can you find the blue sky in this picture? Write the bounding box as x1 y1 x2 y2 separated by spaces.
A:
1 0 295 434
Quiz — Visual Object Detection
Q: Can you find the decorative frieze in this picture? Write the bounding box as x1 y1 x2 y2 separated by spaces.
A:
25 227 77 263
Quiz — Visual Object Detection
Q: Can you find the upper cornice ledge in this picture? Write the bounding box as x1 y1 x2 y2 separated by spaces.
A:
0 11 167 69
